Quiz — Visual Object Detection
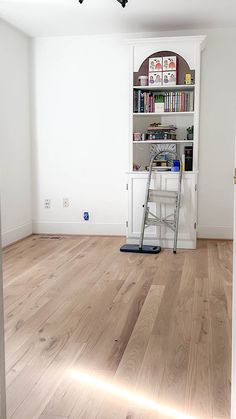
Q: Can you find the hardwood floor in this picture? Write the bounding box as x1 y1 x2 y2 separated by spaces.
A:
2 235 232 419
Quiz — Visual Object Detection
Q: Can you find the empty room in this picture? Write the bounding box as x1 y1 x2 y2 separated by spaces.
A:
0 1 235 418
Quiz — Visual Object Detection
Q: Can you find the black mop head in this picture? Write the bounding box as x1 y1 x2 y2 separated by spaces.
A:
120 244 161 254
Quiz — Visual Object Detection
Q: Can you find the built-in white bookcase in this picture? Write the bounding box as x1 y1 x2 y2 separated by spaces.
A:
125 36 206 249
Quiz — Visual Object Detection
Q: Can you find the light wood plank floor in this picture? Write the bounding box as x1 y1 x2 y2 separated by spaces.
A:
3 235 232 419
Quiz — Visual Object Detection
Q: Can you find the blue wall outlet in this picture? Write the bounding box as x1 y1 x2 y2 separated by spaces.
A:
84 211 89 221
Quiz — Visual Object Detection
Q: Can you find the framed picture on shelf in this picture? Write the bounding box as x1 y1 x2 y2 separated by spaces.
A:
149 57 163 72
149 72 162 86
163 56 177 71
163 71 177 86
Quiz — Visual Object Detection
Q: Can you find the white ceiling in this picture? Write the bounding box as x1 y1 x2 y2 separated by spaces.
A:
0 0 235 37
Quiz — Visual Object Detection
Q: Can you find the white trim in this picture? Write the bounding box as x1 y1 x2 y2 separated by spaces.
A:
33 221 125 236
231 122 236 419
0 213 6 419
2 223 32 247
197 225 233 240
232 197 236 419
127 35 206 48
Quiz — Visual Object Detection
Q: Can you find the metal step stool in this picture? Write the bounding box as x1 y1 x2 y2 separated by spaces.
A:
121 149 182 254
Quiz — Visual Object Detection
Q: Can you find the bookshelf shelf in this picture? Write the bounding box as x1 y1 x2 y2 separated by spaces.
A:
133 84 195 91
127 170 199 175
133 112 194 116
133 140 194 144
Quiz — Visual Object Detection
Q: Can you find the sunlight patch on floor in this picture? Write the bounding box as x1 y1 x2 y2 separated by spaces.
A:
70 369 196 419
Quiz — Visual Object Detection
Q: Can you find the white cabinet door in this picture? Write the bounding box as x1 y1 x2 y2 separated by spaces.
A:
128 173 161 239
161 173 197 245
127 172 197 249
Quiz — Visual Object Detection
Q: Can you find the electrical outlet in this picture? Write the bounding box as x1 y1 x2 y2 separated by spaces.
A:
63 198 70 208
44 199 51 209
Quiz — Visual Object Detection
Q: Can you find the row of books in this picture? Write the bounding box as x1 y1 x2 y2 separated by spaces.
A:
133 90 194 113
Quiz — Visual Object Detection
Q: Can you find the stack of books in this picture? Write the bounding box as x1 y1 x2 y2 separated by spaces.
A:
145 124 177 141
133 90 194 113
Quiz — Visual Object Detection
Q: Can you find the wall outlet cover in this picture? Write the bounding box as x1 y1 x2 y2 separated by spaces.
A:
44 199 51 209
63 198 70 208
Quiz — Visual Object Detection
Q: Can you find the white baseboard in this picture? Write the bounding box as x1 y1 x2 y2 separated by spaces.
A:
30 222 234 241
33 221 126 236
197 225 233 240
2 223 32 247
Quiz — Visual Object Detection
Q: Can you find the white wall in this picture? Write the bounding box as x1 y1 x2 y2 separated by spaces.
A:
0 19 32 246
198 28 236 239
32 35 129 235
32 28 236 239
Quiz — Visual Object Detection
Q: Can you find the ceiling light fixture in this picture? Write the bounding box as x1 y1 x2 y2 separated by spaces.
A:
78 0 128 7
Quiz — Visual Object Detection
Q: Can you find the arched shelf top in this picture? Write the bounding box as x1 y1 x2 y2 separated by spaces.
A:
132 40 204 72
134 47 195 71
133 50 195 86
129 36 206 72
138 50 192 74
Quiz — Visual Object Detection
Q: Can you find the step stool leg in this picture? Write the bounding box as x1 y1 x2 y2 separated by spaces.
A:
139 205 148 249
173 196 180 253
